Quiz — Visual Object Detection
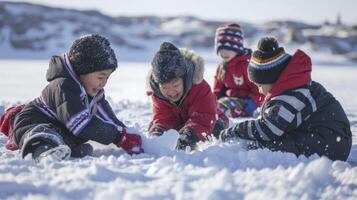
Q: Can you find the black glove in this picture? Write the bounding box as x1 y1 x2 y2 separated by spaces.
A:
212 118 229 139
176 129 199 151
219 127 239 142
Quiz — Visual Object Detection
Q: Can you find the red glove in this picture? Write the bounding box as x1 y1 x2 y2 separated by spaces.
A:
116 128 144 155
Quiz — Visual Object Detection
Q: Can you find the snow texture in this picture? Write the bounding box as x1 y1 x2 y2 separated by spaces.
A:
0 56 356 199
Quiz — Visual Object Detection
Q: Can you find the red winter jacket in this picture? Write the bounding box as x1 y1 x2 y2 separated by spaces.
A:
148 49 219 141
265 50 312 101
213 54 263 106
151 80 217 141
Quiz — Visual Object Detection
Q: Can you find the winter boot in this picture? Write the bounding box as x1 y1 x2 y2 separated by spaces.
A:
33 143 71 163
20 124 70 162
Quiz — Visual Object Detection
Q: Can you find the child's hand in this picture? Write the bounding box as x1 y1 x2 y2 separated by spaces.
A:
116 129 144 154
242 98 257 114
219 127 238 142
176 129 199 151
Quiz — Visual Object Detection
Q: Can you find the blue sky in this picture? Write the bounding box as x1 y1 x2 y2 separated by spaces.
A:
7 0 357 24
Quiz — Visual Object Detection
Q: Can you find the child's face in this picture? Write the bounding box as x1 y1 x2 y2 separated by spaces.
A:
218 49 237 62
79 69 113 97
256 83 273 95
159 77 184 102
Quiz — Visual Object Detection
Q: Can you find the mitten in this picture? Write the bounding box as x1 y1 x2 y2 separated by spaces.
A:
219 126 239 142
218 97 244 111
242 98 257 114
175 129 199 151
116 128 144 155
212 118 229 139
218 97 247 118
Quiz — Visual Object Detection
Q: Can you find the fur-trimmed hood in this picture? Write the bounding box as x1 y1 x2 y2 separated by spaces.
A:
147 48 205 98
179 48 204 84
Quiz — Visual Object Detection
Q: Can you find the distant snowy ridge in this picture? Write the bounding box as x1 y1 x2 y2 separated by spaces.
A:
0 1 356 61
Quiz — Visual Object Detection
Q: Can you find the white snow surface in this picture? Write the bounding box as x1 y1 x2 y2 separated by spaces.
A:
0 56 357 199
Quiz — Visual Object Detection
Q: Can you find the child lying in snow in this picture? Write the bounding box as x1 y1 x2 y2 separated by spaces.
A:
147 42 228 151
0 34 143 163
220 37 352 161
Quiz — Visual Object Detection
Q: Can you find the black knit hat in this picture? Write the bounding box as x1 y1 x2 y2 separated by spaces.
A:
151 42 187 83
248 37 291 84
68 34 117 75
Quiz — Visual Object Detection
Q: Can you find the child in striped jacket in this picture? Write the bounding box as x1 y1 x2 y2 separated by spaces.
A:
220 37 352 161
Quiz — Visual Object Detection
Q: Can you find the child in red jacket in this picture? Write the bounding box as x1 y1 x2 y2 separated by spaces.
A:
214 23 263 118
147 42 228 151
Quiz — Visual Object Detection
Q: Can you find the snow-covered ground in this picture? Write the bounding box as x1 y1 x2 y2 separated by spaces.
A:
0 56 356 199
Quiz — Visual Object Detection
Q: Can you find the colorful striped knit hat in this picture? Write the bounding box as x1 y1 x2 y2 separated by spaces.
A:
248 37 291 84
215 23 245 55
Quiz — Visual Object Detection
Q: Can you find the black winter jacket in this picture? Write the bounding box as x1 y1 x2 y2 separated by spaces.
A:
14 54 125 147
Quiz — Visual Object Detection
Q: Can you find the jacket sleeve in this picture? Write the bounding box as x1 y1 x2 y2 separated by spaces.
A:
97 98 126 128
48 79 120 145
213 64 227 99
232 88 316 142
150 96 180 133
183 81 217 141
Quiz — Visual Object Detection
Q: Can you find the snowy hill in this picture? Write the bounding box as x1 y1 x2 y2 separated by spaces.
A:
1 1 357 61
